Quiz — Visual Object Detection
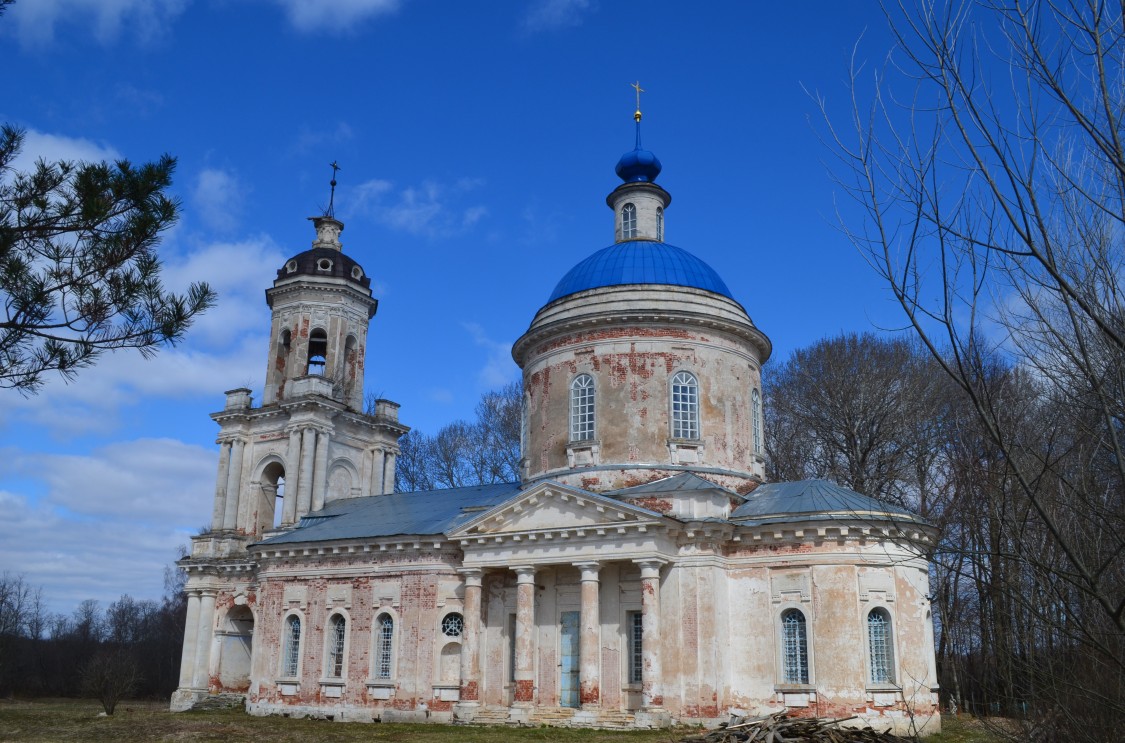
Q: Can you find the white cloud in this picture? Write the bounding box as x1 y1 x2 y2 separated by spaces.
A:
192 168 245 232
271 0 400 33
521 0 593 34
4 0 188 47
463 322 518 389
0 236 285 437
349 177 489 238
8 129 120 173
0 436 213 614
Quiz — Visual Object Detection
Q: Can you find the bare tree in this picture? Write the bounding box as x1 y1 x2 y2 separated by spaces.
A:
80 649 140 715
395 382 522 492
818 1 1125 737
764 332 950 512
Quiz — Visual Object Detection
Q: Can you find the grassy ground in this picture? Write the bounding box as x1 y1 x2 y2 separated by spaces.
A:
0 699 1003 743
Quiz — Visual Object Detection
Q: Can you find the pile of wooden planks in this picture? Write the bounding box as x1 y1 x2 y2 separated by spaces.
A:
678 712 912 743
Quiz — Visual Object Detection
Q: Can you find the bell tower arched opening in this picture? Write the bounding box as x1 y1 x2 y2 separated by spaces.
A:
307 329 327 376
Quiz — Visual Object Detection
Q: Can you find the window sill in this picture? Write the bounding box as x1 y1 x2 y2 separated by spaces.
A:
774 684 815 693
319 678 346 687
866 683 901 692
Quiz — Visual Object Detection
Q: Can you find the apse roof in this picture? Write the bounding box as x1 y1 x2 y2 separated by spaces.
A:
730 479 926 526
605 472 743 499
257 482 522 545
547 241 735 303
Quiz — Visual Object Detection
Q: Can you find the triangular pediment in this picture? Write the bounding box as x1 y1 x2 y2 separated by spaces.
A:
447 481 666 538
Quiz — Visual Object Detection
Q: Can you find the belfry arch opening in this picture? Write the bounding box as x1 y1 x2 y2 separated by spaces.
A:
258 461 286 532
307 328 327 375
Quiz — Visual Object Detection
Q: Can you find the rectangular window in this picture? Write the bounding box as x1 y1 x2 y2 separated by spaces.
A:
376 616 394 679
628 611 644 684
329 616 346 678
283 616 301 677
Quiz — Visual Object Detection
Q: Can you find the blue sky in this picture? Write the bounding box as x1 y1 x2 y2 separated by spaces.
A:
0 0 911 616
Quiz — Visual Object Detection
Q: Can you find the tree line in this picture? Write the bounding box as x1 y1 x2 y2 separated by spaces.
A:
768 332 1124 742
0 566 187 711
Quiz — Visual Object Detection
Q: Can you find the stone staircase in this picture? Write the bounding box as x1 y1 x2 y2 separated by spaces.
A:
465 706 517 725
529 706 578 725
191 692 246 711
594 709 637 729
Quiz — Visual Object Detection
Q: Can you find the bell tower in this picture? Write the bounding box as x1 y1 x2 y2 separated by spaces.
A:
197 195 409 551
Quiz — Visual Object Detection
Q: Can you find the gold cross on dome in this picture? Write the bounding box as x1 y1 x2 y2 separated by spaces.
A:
631 81 645 121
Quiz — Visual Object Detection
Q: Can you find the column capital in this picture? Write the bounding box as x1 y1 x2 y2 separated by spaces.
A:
458 567 484 587
633 557 668 578
573 561 602 581
511 565 537 582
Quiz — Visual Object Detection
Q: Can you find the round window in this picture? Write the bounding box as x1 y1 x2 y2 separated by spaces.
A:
351 266 363 279
317 258 333 271
441 613 463 638
286 260 297 273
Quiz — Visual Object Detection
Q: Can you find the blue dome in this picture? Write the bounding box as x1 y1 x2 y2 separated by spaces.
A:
548 241 735 303
615 148 662 182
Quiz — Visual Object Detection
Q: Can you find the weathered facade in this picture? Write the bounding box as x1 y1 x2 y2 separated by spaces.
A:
170 124 941 735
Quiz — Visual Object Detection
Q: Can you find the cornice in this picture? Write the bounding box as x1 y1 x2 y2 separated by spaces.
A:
513 306 771 365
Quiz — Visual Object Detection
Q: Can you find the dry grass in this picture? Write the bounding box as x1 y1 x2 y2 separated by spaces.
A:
0 699 1001 743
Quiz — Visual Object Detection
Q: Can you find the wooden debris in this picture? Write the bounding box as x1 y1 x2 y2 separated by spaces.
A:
678 712 911 743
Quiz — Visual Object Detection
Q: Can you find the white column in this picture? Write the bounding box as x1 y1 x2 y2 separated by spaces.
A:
222 438 245 530
512 565 536 705
191 591 217 690
636 559 664 709
177 591 201 688
296 428 316 519
459 568 483 704
371 448 386 495
283 429 302 525
311 428 329 511
575 561 601 707
383 451 396 493
211 443 231 530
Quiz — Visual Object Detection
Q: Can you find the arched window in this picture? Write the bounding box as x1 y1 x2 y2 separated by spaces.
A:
375 614 394 679
570 374 596 442
671 371 700 439
752 388 763 456
307 328 327 375
441 612 464 638
656 206 664 241
282 614 301 677
781 609 809 684
326 614 346 678
622 203 637 239
868 608 895 684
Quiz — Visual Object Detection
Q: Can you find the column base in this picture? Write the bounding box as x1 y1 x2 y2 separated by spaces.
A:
452 701 480 722
169 687 206 712
634 708 671 728
508 704 532 724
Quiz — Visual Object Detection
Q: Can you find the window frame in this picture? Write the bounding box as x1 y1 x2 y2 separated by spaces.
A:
655 206 664 241
372 611 396 681
780 608 810 685
752 387 763 456
626 610 644 685
621 203 638 239
323 610 349 680
866 607 897 686
670 370 701 440
279 611 303 680
569 374 596 442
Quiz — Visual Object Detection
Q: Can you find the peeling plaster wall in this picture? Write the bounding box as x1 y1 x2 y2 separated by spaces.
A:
514 284 769 492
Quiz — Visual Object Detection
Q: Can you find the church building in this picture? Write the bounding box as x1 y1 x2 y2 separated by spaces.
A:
170 109 940 735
